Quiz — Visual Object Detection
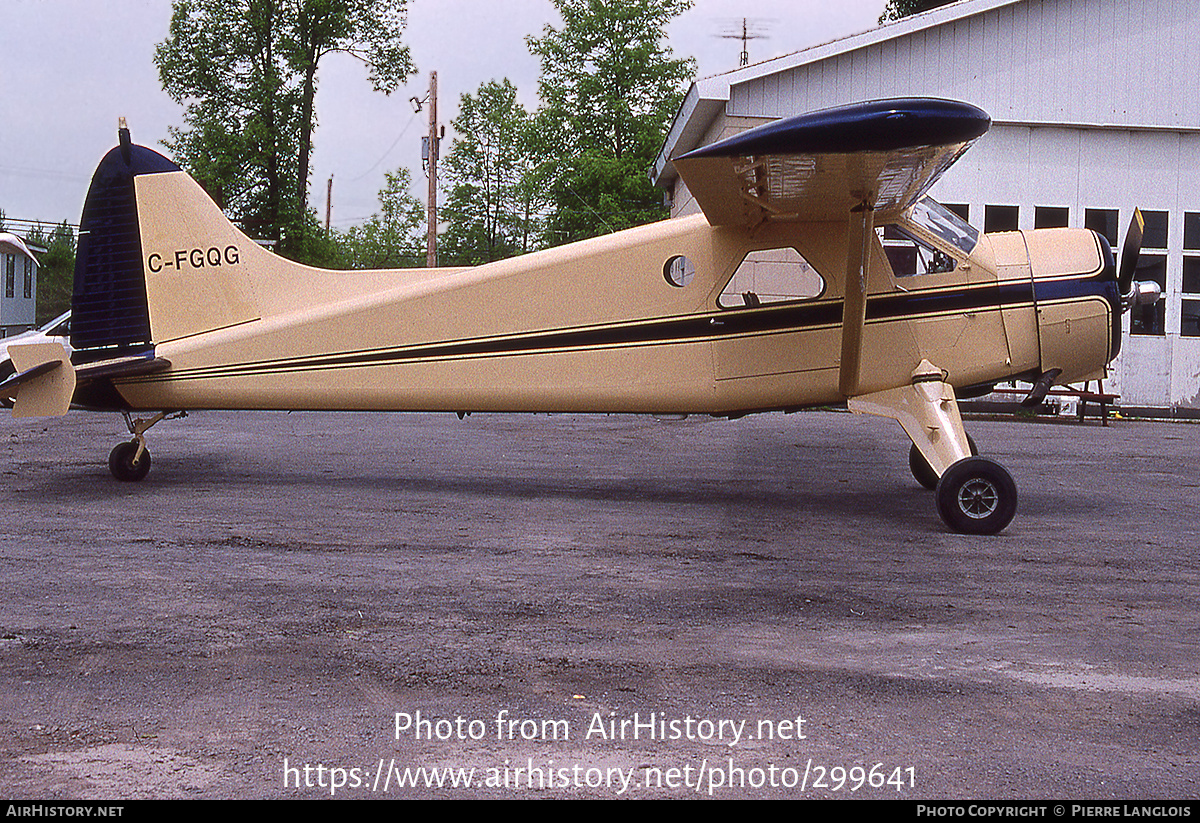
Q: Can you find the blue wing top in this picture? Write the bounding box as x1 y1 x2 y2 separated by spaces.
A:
671 98 990 227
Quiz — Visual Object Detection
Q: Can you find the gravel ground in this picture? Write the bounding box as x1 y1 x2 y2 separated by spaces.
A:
0 408 1197 799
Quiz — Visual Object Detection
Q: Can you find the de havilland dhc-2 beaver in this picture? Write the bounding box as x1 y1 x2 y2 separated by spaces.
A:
0 98 1161 534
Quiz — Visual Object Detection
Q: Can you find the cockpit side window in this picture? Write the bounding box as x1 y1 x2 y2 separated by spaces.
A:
909 197 980 256
884 196 981 277
717 247 825 309
881 225 958 277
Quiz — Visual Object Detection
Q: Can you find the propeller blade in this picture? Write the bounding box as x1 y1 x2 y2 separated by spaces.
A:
1117 208 1144 294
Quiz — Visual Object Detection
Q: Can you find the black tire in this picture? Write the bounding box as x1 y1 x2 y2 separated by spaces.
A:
935 456 1017 535
909 434 978 490
109 440 151 482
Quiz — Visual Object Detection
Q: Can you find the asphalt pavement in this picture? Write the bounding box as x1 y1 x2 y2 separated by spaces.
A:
1 408 1197 798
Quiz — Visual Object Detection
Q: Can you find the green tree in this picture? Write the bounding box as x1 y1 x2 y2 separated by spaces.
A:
287 0 416 216
527 0 695 245
440 79 543 266
338 167 425 269
879 0 955 23
155 0 415 260
28 222 75 324
157 0 299 244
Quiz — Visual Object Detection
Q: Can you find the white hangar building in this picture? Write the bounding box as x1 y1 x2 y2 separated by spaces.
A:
0 233 39 338
654 0 1200 412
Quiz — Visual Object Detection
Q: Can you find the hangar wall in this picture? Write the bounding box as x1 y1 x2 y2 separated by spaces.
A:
659 0 1200 410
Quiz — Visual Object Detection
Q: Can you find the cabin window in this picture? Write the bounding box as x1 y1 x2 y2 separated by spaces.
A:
23 258 32 299
1034 206 1069 229
907 198 979 256
882 226 956 277
717 248 823 309
5 255 13 299
663 255 695 287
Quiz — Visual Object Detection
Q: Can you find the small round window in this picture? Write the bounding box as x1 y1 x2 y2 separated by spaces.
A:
663 255 696 287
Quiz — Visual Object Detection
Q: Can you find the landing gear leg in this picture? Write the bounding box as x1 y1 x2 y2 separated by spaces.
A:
909 433 977 490
108 410 187 482
849 360 1017 534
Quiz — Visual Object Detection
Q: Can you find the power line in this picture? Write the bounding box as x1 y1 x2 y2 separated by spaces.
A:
0 217 79 235
347 108 422 183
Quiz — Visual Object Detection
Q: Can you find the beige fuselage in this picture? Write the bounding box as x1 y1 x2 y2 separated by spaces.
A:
112 170 1117 417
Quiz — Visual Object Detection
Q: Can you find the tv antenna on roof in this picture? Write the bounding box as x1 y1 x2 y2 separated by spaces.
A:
714 17 773 67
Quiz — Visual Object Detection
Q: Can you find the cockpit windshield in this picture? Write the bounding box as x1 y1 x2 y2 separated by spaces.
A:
906 197 980 257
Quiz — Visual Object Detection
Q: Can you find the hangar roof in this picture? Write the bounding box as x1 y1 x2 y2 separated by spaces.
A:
654 0 1197 187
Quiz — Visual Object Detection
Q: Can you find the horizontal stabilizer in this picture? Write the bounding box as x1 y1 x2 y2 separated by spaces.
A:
0 359 62 399
6 341 76 418
76 352 171 381
672 98 990 227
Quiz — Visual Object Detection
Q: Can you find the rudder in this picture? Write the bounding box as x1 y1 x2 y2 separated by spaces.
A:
71 123 179 362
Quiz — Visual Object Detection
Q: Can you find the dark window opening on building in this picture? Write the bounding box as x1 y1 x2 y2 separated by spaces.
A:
1182 300 1200 338
1085 208 1120 248
1142 210 1168 250
1184 258 1200 294
1131 302 1166 336
984 205 1019 233
1185 213 1200 250
1131 253 1167 336
1034 206 1069 228
943 203 969 222
23 258 32 300
1135 254 1167 289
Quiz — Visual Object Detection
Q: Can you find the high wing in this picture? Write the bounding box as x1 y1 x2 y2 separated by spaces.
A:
671 98 990 228
673 98 990 400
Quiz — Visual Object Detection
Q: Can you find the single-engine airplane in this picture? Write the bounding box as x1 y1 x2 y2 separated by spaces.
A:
0 99 1161 534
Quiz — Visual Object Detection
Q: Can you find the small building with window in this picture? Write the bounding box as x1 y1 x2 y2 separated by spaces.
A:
0 233 39 338
654 0 1200 411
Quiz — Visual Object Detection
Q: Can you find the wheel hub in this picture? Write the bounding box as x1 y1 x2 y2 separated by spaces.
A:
957 478 999 519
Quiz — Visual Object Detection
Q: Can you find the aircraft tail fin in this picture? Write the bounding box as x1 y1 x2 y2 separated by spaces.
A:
72 123 262 357
71 123 179 363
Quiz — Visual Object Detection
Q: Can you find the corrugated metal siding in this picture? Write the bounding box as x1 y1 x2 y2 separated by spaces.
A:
727 0 1199 130
706 0 1200 408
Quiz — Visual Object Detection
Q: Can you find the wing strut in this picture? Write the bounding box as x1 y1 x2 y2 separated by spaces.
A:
839 202 875 397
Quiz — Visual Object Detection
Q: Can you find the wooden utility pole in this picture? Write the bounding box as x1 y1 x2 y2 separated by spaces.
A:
425 71 439 268
325 175 333 233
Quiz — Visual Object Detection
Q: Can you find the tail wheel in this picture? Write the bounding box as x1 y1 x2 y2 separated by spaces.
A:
935 456 1016 534
909 434 978 490
109 440 151 482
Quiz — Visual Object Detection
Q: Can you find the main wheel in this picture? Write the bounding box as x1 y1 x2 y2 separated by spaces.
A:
109 440 151 482
909 434 978 490
935 456 1016 534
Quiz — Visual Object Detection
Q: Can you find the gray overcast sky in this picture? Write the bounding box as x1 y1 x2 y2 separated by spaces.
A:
0 0 888 231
